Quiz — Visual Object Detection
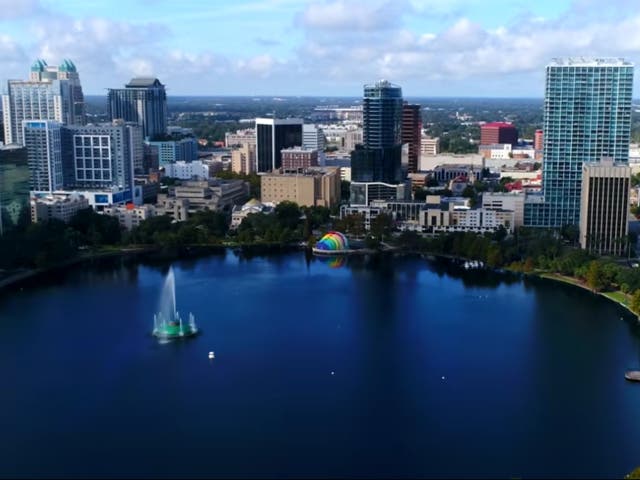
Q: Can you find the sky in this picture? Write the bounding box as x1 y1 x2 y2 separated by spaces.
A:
0 0 639 97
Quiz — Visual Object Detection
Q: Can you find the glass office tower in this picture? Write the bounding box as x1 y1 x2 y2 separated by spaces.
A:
351 80 408 205
525 58 634 228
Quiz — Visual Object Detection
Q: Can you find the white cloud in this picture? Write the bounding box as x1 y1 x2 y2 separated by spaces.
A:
298 0 405 31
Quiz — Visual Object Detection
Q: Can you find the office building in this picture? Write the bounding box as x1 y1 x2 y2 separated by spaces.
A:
351 80 407 205
303 124 326 151
281 147 318 171
260 167 341 208
225 129 256 148
255 118 303 172
421 135 440 157
23 120 63 192
526 58 634 228
144 137 198 166
164 160 209 180
579 159 630 256
231 144 256 175
534 129 543 151
480 122 518 147
108 78 168 139
3 59 86 146
402 103 422 173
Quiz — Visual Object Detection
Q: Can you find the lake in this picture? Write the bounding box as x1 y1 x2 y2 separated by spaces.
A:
1 252 640 478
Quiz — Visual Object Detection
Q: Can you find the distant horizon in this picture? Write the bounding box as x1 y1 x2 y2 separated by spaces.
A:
1 1 638 98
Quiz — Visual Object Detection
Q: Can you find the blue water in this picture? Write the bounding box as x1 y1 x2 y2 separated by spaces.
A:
1 252 640 478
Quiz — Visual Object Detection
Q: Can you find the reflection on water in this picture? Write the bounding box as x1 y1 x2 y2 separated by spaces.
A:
317 255 346 269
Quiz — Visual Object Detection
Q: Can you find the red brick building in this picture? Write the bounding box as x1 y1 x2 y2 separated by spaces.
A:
281 147 319 171
480 122 518 146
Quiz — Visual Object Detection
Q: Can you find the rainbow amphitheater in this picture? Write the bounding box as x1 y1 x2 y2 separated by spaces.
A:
312 231 352 255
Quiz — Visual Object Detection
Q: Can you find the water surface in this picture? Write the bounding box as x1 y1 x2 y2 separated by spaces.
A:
1 252 640 478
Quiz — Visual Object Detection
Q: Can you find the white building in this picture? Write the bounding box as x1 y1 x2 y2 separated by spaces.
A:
30 193 89 223
164 160 209 180
225 128 256 148
482 192 525 228
419 153 484 172
3 59 86 145
103 204 156 230
230 198 274 229
420 135 440 157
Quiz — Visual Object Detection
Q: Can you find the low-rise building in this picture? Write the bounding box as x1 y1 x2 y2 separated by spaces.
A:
30 193 89 223
103 204 156 230
164 160 209 180
421 135 440 157
260 167 341 208
156 178 249 220
230 198 275 229
482 192 525 228
281 147 319 171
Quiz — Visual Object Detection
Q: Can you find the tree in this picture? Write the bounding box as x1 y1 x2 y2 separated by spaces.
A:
370 213 393 242
585 260 606 292
274 201 302 230
631 289 640 316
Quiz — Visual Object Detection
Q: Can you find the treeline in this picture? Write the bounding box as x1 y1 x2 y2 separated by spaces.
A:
0 202 334 270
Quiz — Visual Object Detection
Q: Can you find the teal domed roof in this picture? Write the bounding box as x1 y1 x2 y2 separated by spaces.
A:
59 59 77 72
30 59 47 72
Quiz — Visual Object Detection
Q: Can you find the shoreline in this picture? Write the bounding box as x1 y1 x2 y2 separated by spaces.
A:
2 246 638 319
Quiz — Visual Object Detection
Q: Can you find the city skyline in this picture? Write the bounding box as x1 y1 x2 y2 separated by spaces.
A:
0 0 639 97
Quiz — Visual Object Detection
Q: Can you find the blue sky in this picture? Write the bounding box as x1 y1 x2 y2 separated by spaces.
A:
0 0 638 96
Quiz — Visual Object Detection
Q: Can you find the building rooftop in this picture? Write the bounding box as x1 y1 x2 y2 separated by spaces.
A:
126 77 164 88
548 57 633 67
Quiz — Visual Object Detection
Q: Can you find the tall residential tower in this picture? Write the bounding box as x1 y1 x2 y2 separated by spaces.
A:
2 59 86 146
525 58 634 228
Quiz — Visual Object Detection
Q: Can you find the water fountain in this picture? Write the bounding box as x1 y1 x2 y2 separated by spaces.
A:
152 267 198 340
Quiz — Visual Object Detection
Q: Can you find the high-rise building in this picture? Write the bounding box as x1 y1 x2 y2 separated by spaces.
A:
303 124 326 151
526 58 634 228
579 159 630 256
480 122 518 147
3 59 86 146
350 80 407 205
255 118 303 172
402 103 422 173
63 122 138 194
23 120 63 192
108 78 168 139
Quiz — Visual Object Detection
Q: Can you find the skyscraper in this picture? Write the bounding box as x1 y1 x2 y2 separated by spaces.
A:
402 103 422 174
2 59 86 146
62 122 138 194
23 120 63 192
108 78 168 139
255 118 303 172
350 80 407 205
525 58 634 228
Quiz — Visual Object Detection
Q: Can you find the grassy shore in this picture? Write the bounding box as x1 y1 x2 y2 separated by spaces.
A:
538 271 635 316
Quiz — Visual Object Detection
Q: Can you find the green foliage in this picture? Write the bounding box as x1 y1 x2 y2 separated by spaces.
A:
585 260 606 292
631 291 640 316
370 213 393 242
69 208 121 246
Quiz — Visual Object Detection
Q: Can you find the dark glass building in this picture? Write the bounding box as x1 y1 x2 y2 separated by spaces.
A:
255 118 303 172
350 80 408 205
108 78 167 140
